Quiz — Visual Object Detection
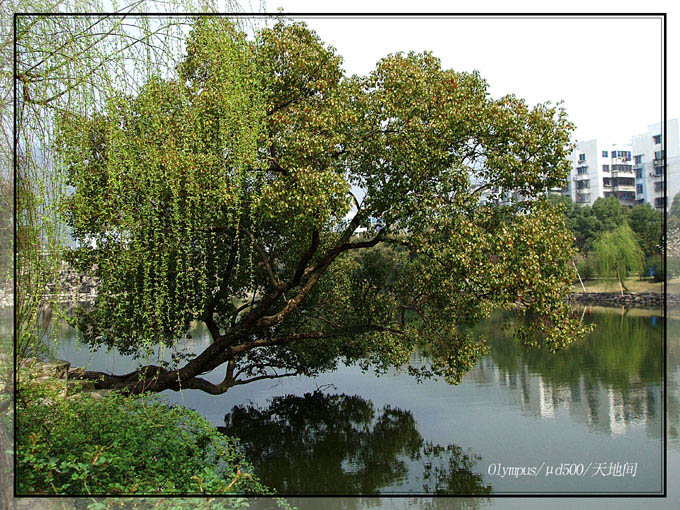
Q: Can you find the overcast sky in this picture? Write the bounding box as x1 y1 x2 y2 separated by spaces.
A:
262 0 676 146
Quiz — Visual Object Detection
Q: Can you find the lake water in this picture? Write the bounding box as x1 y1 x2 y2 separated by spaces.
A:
51 306 671 499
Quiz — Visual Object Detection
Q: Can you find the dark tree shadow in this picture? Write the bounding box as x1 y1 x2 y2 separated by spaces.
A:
218 391 491 498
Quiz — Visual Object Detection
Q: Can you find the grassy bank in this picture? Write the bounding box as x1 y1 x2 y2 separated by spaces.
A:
572 278 680 294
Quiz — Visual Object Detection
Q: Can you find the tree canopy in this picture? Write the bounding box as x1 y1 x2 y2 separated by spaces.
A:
626 203 663 258
58 18 588 395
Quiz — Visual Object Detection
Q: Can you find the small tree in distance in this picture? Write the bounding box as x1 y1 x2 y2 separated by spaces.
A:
593 224 644 295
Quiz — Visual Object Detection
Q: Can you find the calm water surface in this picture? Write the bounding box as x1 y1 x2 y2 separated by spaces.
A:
54 306 670 498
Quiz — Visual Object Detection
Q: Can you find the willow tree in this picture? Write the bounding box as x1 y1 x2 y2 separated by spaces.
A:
6 5 252 504
59 18 588 395
593 223 644 294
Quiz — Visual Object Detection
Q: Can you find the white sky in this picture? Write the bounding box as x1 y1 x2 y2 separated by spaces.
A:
263 0 677 145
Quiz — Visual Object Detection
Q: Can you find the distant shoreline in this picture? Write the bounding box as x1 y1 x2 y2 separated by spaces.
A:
1 288 676 310
568 291 676 309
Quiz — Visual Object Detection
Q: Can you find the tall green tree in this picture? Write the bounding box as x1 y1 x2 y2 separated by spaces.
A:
626 203 663 257
593 223 644 294
59 18 588 396
671 193 680 219
591 196 626 233
670 193 680 233
546 195 606 252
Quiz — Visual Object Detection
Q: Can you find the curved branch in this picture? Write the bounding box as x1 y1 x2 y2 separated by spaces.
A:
182 371 297 395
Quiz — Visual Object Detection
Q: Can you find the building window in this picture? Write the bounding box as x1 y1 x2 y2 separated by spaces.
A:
637 184 643 194
602 164 610 171
653 134 662 144
602 150 608 157
617 191 636 201
655 197 666 208
654 150 664 160
578 153 586 162
635 169 642 178
634 155 642 164
577 166 588 175
603 178 612 186
654 182 664 192
612 151 631 160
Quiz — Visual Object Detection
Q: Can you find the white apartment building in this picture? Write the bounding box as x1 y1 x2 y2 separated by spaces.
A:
565 141 636 207
632 119 680 212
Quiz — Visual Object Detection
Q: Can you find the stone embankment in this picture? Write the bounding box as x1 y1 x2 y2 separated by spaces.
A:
568 292 677 308
46 268 99 303
18 358 111 401
0 268 99 308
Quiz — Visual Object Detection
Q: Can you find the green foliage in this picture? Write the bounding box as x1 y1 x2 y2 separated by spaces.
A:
593 223 644 291
645 254 680 283
547 194 601 252
670 193 680 219
551 195 663 280
591 196 626 232
626 203 663 257
574 253 595 281
57 18 587 393
85 497 293 510
58 17 267 355
16 385 274 496
672 258 680 281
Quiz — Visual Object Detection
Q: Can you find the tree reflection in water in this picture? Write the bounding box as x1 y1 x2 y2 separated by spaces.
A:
219 390 491 496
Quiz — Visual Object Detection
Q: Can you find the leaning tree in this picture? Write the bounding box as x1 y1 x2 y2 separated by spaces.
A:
58 18 588 395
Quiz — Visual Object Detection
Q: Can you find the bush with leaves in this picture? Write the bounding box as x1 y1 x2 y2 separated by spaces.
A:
16 384 275 496
645 255 680 283
626 203 663 258
573 253 595 282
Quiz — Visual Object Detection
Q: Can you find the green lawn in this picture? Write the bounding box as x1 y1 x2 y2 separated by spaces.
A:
572 278 680 294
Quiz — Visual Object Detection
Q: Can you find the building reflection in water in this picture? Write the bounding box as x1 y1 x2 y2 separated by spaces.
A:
467 307 668 440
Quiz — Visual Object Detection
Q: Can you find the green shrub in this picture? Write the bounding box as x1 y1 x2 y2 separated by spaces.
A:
16 384 274 497
643 255 663 281
644 255 680 282
575 255 595 281
671 257 680 280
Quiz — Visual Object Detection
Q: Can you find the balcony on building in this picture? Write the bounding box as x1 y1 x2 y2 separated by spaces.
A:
633 154 644 169
650 167 664 178
612 177 636 192
613 191 637 206
611 164 634 176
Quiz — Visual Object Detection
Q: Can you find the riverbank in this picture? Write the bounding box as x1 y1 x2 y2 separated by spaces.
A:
2 275 678 310
568 291 678 308
572 278 680 294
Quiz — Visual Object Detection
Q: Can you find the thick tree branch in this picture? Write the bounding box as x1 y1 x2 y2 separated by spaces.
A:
181 371 297 395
